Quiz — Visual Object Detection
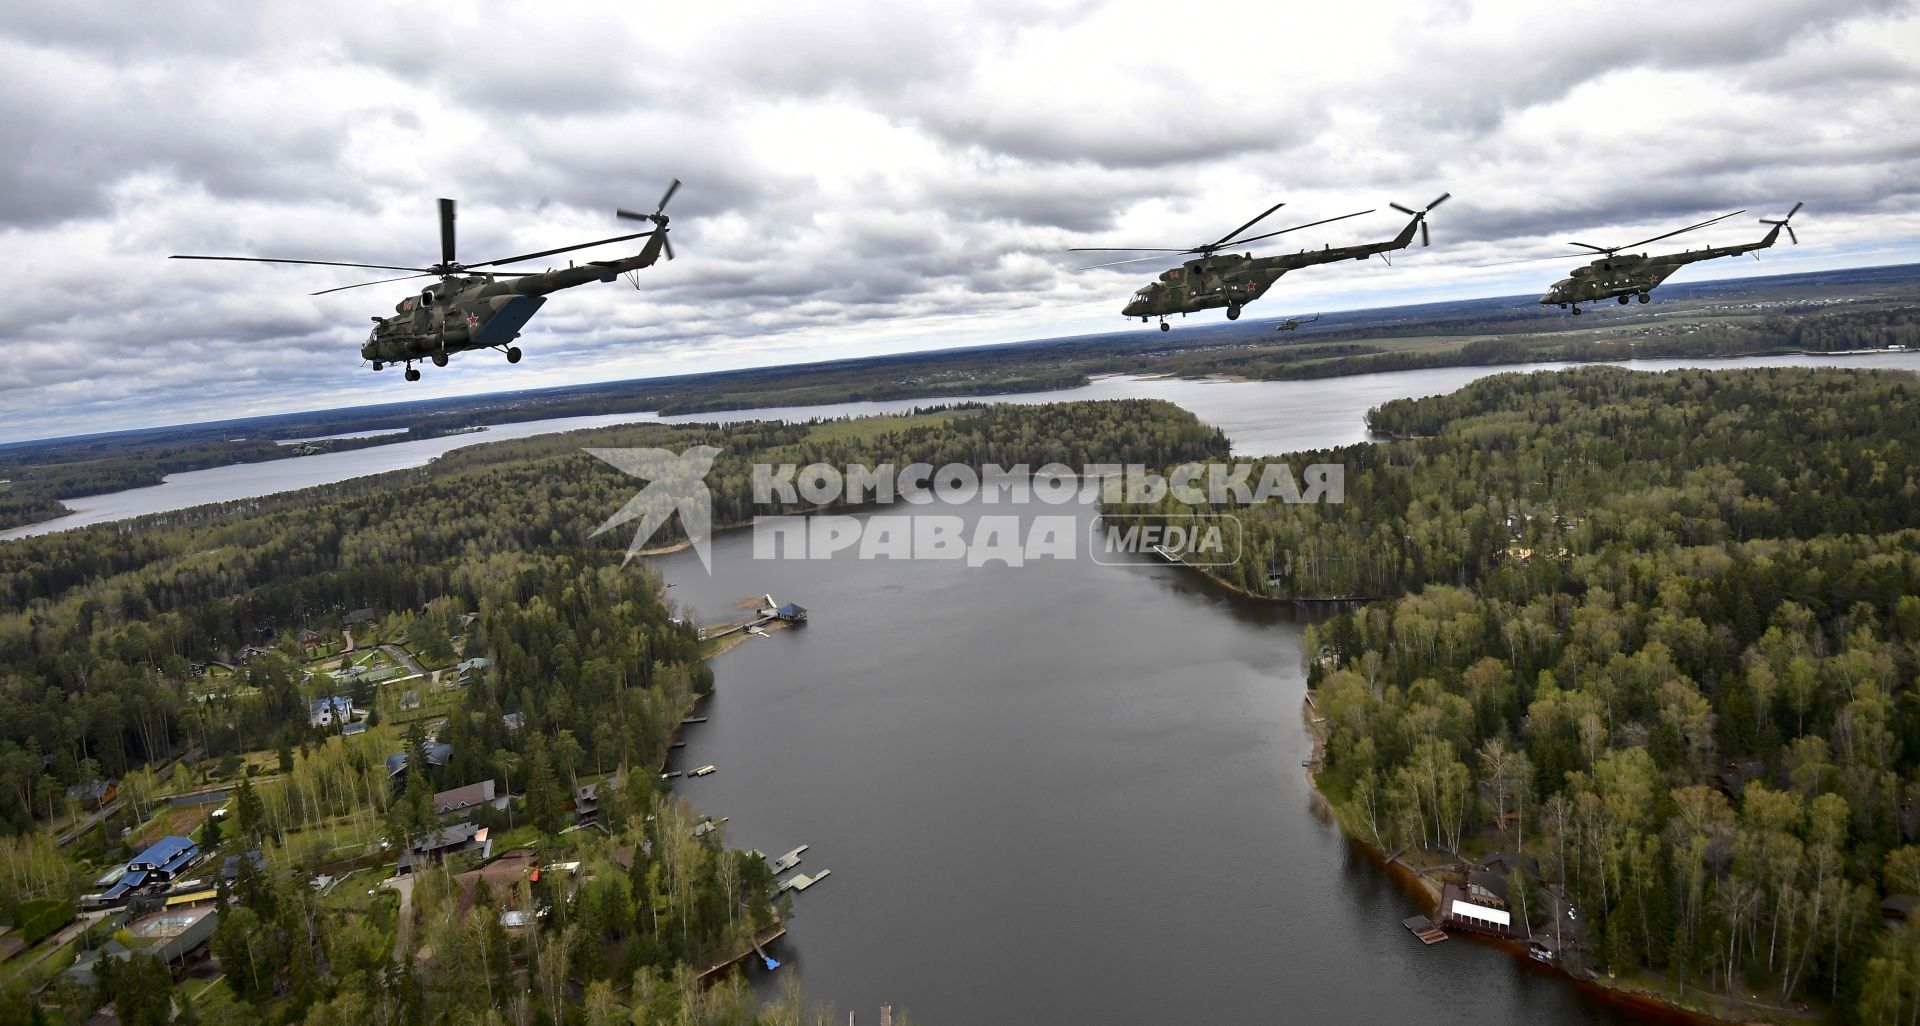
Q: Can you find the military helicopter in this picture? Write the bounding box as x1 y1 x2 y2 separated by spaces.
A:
172 181 682 380
1073 193 1448 331
1540 202 1803 314
1274 313 1320 332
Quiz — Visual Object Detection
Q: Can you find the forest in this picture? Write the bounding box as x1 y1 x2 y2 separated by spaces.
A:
1106 366 1920 1022
0 398 1222 1025
7 267 1910 534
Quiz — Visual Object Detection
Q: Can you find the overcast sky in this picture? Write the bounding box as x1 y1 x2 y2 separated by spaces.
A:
4 0 1918 443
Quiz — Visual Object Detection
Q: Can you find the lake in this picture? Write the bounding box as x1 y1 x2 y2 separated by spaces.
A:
648 489 1685 1025
8 351 1919 541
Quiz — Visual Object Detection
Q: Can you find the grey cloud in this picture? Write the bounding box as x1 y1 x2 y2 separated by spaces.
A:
2 1 1918 442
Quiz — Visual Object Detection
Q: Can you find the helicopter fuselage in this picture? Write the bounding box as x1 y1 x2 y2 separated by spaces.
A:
362 234 667 368
1122 214 1421 323
1541 224 1784 310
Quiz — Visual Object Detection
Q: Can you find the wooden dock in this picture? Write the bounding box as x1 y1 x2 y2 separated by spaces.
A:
778 869 830 893
770 845 808 873
694 920 788 984
1403 915 1448 945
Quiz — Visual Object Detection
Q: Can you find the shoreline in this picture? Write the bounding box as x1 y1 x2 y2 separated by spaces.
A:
1298 694 1809 1026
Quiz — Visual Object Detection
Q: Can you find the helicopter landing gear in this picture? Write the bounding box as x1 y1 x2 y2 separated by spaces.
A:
1618 295 1630 305
1571 305 1582 315
1638 292 1650 304
1226 305 1241 320
432 352 449 366
371 361 383 371
506 346 523 364
405 365 421 381
1159 321 1170 332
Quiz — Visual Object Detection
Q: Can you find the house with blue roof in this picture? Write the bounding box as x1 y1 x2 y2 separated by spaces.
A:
130 836 198 881
92 836 199 904
309 695 355 728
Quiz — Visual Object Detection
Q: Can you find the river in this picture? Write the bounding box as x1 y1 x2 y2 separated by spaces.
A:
650 489 1683 1025
8 351 1919 541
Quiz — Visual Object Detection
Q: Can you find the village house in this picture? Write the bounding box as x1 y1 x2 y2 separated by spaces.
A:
386 741 454 783
434 780 504 819
396 822 489 873
309 694 355 728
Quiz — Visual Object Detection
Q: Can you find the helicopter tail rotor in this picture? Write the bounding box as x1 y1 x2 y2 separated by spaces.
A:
1388 192 1450 246
618 178 682 259
1760 201 1804 245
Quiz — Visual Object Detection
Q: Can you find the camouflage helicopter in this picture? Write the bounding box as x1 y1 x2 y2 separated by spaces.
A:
1073 193 1449 331
173 181 682 380
1274 313 1320 332
1541 202 1803 315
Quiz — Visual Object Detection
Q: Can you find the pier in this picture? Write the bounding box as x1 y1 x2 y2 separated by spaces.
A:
693 919 789 984
778 869 831 893
699 594 811 641
770 845 808 873
1402 915 1448 945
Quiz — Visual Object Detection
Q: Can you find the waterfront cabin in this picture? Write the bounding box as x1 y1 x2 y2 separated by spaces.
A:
774 602 808 623
1437 882 1515 938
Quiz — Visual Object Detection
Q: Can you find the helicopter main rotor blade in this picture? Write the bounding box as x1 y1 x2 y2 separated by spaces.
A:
1614 209 1746 253
1067 247 1194 253
1568 242 1613 254
171 255 434 273
439 198 457 268
464 229 659 269
1075 253 1189 270
311 272 436 296
1208 200 1288 251
1219 209 1375 249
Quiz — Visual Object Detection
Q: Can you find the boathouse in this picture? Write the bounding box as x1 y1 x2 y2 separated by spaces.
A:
1437 882 1514 938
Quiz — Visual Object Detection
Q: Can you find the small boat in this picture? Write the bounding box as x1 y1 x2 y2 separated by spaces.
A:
690 765 717 777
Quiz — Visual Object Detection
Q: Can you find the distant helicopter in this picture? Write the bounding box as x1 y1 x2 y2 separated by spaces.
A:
1274 314 1320 332
1073 193 1448 331
173 181 682 380
1541 202 1803 314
